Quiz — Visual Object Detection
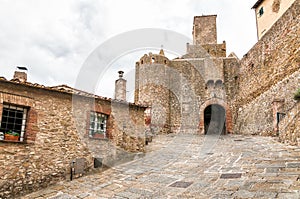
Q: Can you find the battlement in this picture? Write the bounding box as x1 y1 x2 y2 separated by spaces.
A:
138 51 169 66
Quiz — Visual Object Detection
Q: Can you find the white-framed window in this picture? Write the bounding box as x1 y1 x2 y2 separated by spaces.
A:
0 104 28 142
89 112 107 138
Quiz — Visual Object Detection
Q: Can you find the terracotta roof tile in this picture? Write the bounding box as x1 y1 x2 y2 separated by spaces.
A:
0 78 147 108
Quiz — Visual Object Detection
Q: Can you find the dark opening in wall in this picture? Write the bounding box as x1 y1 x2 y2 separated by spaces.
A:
259 7 264 17
215 80 223 88
204 104 226 135
94 157 103 168
206 80 214 88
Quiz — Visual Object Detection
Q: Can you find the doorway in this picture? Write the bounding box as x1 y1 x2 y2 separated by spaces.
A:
204 104 226 135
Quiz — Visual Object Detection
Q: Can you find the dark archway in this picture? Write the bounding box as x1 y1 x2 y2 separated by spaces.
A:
204 104 226 135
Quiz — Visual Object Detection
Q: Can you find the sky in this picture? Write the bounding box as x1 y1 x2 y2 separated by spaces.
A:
0 0 258 100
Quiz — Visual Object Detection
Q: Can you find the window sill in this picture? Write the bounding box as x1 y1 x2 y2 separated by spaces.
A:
88 137 109 141
0 139 25 144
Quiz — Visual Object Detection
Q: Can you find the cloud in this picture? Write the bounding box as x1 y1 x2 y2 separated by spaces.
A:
0 0 258 99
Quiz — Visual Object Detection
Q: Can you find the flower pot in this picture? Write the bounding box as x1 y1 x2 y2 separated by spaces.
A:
92 133 105 139
4 134 20 141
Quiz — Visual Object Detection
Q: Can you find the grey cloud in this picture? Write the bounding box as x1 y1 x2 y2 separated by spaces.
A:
0 0 259 96
36 42 71 58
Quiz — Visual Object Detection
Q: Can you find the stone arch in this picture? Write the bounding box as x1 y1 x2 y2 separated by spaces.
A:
199 98 232 134
204 104 225 135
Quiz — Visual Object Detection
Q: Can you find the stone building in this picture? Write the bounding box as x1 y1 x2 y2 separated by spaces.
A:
0 71 146 198
252 0 296 39
135 15 239 135
134 0 299 143
236 0 299 141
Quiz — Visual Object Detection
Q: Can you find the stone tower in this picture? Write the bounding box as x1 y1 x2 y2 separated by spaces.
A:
134 15 240 135
115 71 126 101
193 15 217 45
134 50 171 134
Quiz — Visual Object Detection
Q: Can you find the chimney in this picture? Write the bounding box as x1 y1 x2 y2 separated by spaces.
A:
13 66 28 82
114 71 127 101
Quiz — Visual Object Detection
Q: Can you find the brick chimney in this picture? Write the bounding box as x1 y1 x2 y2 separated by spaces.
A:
13 67 28 82
114 71 127 101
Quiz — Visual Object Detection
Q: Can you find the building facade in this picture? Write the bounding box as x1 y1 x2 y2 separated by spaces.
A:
0 72 146 198
135 15 239 135
252 0 296 39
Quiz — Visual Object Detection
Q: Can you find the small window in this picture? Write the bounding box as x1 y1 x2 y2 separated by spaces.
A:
89 112 108 138
0 104 28 142
258 7 264 17
215 80 223 88
206 80 214 88
151 57 155 63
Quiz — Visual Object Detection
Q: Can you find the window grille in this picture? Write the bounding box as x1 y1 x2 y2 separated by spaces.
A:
0 104 28 142
89 112 107 138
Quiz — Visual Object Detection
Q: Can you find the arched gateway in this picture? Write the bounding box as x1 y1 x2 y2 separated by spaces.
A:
199 98 233 134
204 104 226 135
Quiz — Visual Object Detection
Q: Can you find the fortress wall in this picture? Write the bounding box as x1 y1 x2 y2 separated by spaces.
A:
238 0 299 106
279 101 300 146
235 69 300 135
235 0 299 135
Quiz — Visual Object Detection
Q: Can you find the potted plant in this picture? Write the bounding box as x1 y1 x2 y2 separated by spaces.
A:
4 130 20 141
294 88 300 101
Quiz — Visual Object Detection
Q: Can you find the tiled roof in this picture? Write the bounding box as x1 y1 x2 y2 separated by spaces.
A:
0 78 147 108
252 0 264 9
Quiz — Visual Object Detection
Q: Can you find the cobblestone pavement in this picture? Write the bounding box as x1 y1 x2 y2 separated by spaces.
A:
22 134 300 199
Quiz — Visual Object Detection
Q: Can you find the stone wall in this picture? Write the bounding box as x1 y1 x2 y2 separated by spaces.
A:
0 80 146 198
185 42 226 58
235 68 300 135
166 55 238 134
238 0 299 107
235 0 299 135
0 81 92 198
279 101 300 145
169 60 205 133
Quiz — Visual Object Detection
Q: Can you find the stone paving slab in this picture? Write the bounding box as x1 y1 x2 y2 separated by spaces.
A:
21 134 300 199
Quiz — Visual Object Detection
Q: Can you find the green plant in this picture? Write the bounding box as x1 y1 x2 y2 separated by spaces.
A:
294 88 300 100
5 130 20 136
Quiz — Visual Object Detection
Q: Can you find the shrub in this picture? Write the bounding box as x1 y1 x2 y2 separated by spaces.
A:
294 88 300 100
